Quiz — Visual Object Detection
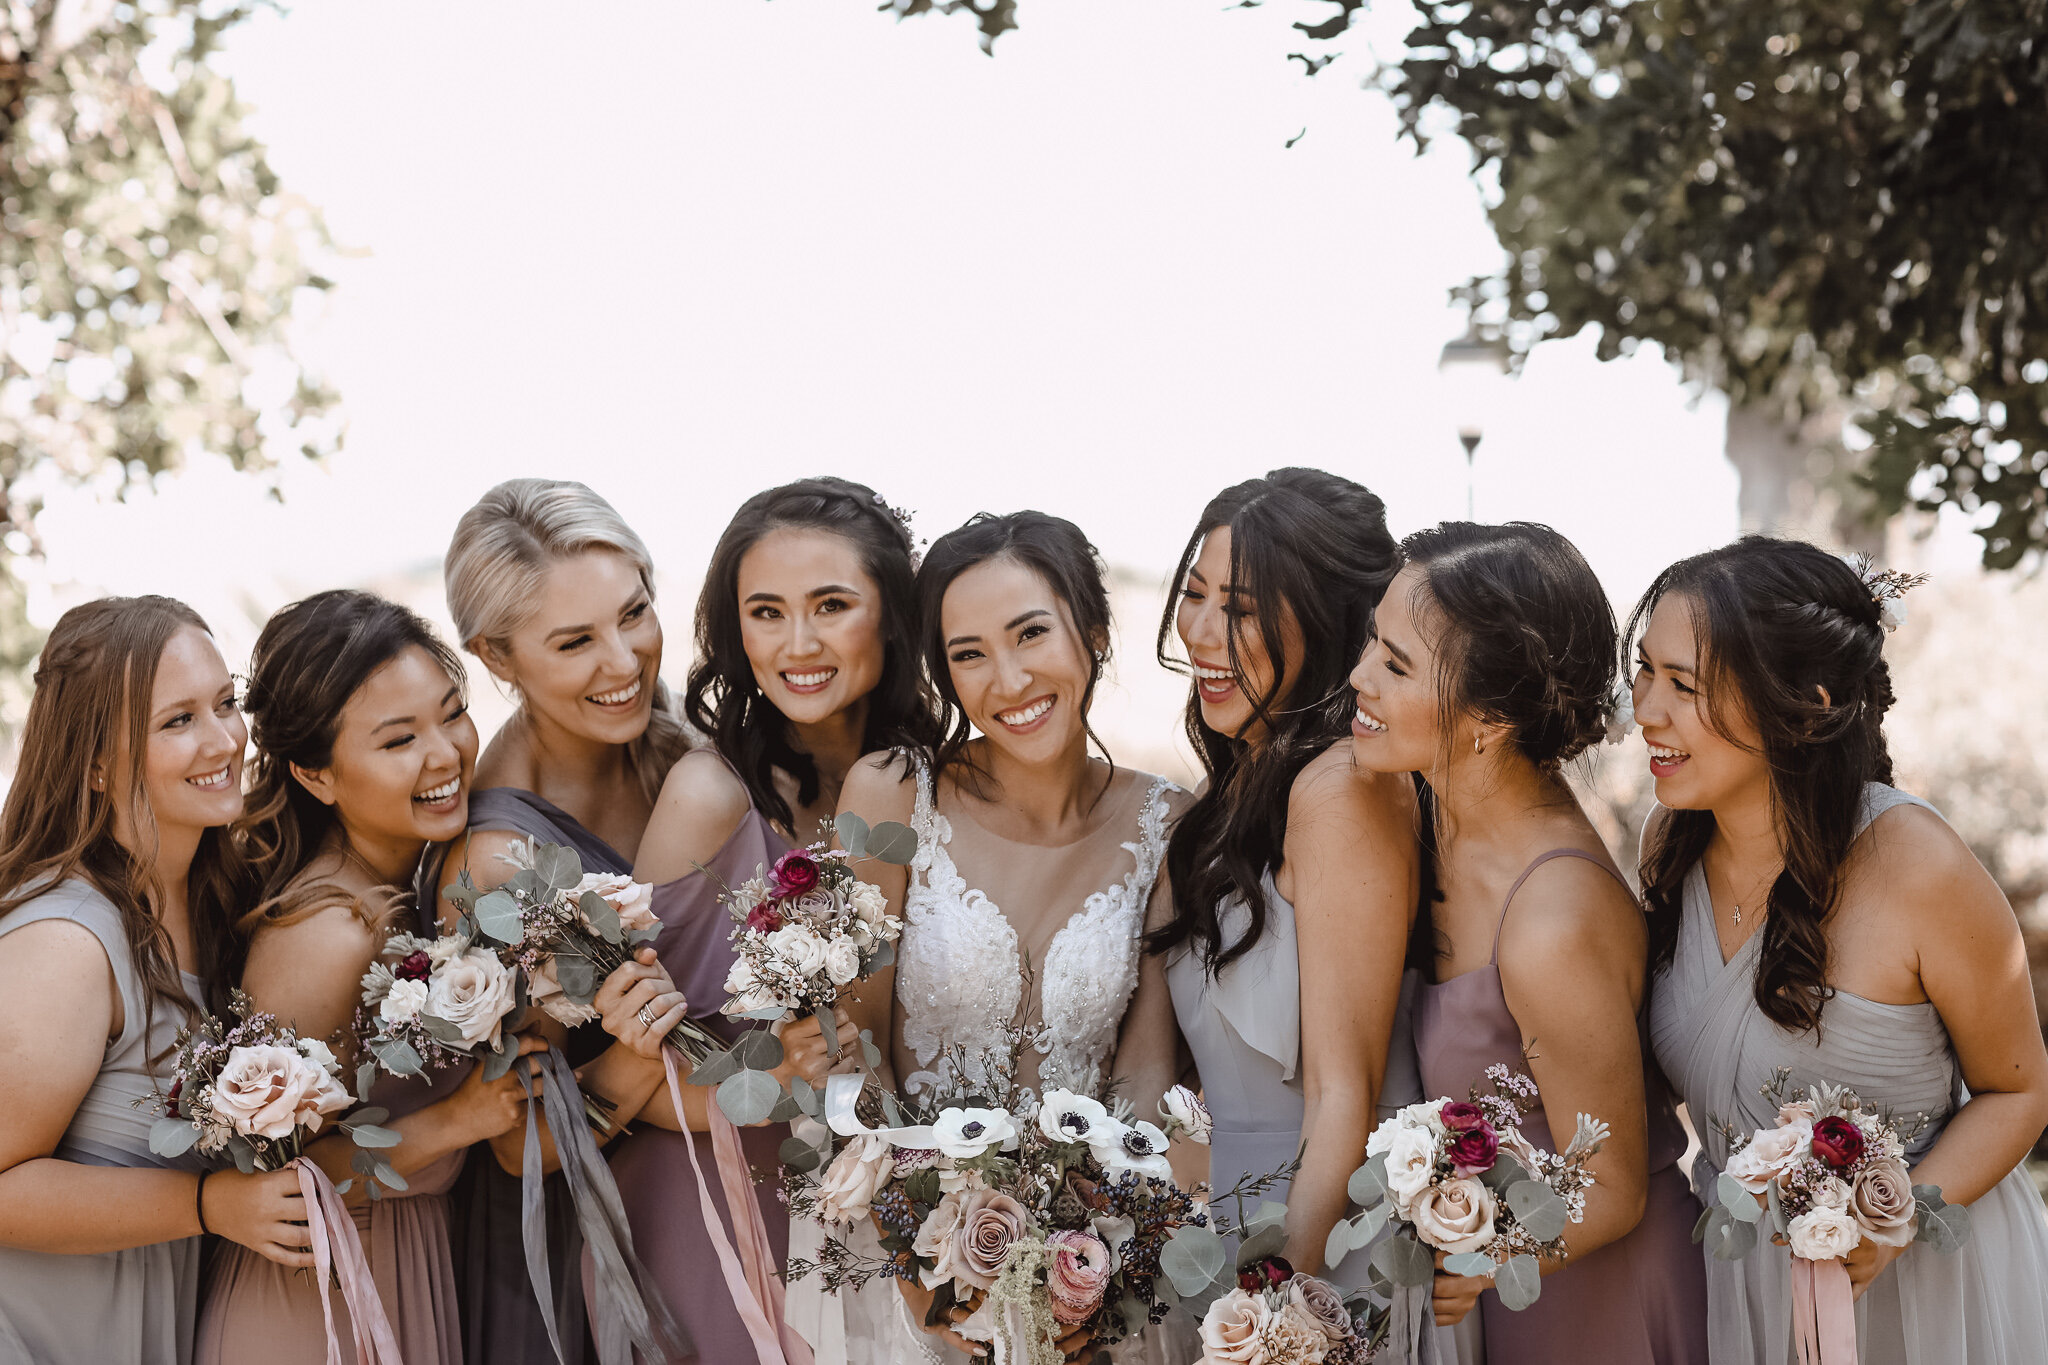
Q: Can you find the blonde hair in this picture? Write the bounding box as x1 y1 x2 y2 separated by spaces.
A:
445 478 686 803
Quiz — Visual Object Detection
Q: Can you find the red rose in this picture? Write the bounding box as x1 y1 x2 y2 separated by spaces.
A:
746 902 784 934
770 850 820 898
1440 1101 1487 1132
1446 1121 1500 1176
1238 1256 1293 1292
395 949 433 982
165 1076 183 1117
1810 1116 1866 1171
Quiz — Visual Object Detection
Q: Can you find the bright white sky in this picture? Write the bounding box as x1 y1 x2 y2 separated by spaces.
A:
32 0 1745 687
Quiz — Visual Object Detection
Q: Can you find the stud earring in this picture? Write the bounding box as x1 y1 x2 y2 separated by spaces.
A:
1473 735 1483 756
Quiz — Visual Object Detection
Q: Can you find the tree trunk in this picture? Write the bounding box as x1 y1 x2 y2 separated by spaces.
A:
1723 399 1887 555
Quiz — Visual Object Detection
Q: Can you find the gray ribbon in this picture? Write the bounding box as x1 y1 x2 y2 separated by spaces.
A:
1388 1279 1441 1365
519 1049 692 1365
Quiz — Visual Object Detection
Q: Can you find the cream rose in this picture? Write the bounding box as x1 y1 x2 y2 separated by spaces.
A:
426 947 518 1047
822 937 861 987
815 1135 892 1225
1787 1205 1862 1261
574 872 658 934
379 977 429 1024
1380 1123 1437 1216
296 1038 338 1074
1198 1290 1273 1364
913 1189 970 1277
849 881 889 926
1851 1156 1918 1247
1810 1176 1854 1212
209 1044 351 1140
1725 1121 1812 1194
766 924 829 981
1408 1176 1497 1255
526 955 600 1027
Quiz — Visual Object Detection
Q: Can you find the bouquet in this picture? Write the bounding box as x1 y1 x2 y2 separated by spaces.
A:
1325 1064 1608 1327
1698 1070 1971 1363
146 992 405 1363
784 1021 1221 1364
358 928 522 1081
1198 1259 1381 1365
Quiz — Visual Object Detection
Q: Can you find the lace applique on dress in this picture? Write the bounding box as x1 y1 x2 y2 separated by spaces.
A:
892 755 1178 1101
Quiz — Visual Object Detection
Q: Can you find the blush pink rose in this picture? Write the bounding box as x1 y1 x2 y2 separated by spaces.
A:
1408 1176 1497 1255
815 1134 892 1226
953 1188 1030 1291
1045 1229 1112 1325
1851 1156 1917 1247
1198 1290 1273 1364
573 873 658 934
208 1044 350 1140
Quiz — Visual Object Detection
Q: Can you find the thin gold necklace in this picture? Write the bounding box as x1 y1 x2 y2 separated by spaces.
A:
1710 851 1781 928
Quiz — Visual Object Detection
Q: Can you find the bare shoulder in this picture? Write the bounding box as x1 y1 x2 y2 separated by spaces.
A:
436 826 535 915
1287 743 1417 840
247 896 383 966
839 749 919 826
1855 801 2011 935
638 749 754 882
1498 849 1644 980
0 915 116 988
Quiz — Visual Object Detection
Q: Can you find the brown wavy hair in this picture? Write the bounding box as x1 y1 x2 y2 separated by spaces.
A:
1630 537 1897 1035
0 596 248 1045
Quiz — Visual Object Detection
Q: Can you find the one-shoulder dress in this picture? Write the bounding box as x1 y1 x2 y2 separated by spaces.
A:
196 895 472 1365
1648 784 2048 1365
423 787 628 1365
0 877 209 1365
1413 848 1707 1364
596 790 790 1363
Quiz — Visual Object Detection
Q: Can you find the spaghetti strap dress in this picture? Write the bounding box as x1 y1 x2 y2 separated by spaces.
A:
592 780 790 1363
196 897 472 1365
1413 848 1708 1364
421 787 629 1365
0 878 209 1365
1647 784 2048 1365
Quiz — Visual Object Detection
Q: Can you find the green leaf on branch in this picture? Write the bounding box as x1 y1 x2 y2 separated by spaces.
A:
835 812 871 857
149 1117 198 1158
1443 1252 1496 1279
716 1069 782 1126
1370 1231 1434 1288
1160 1225 1228 1297
370 1036 424 1077
731 1028 785 1072
1719 1173 1763 1224
534 843 582 893
1495 1254 1542 1311
473 890 523 944
580 890 622 942
1346 1153 1388 1207
346 1123 402 1149
687 1049 741 1088
865 821 919 865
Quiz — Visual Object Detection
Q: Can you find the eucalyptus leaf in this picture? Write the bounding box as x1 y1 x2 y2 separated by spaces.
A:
352 1148 376 1175
1478 1158 1523 1194
1324 1220 1358 1270
1718 1172 1761 1220
1495 1254 1542 1311
149 1117 198 1158
372 1161 408 1192
473 889 523 944
790 1076 821 1119
1442 1252 1496 1279
1916 1196 1973 1254
419 1012 467 1045
687 1049 742 1088
1370 1231 1434 1288
780 1135 822 1166
1506 1179 1568 1242
506 868 541 899
481 1040 516 1082
860 1032 883 1070
1160 1225 1228 1297
557 955 598 1002
345 1106 389 1126
864 940 895 972
1346 1153 1388 1207
814 1006 839 1058
580 889 622 942
865 821 919 865
1766 1177 1789 1235
443 873 481 912
732 1028 785 1072
227 1137 257 1175
356 1061 378 1104
370 1035 424 1077
1246 1199 1289 1237
880 1091 905 1128
716 1068 783 1126
767 1093 805 1124
334 1178 354 1195
347 1123 402 1148
903 1168 941 1205
835 812 871 857
1691 1203 1719 1245
1705 1209 1759 1262
1237 1222 1288 1265
535 843 582 893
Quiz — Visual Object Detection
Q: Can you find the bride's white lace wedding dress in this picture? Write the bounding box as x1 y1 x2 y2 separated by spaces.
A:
818 757 1193 1365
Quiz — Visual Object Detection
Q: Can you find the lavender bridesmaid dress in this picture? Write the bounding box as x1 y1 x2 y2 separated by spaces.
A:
597 797 790 1363
1413 848 1707 1365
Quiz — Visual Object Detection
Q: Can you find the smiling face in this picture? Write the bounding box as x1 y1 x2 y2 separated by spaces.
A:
110 626 247 850
1174 526 1306 745
736 526 886 729
941 555 1099 764
487 549 662 745
1347 564 1462 774
1631 591 1771 813
294 645 480 851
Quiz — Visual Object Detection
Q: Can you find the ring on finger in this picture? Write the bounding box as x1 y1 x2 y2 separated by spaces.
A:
636 1004 658 1027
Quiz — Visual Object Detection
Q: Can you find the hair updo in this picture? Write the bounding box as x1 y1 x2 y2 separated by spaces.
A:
1631 536 1899 1035
684 476 940 832
1401 521 1620 772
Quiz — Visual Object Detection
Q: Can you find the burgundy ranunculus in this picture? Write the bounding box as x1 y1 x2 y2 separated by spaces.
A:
1810 1116 1866 1171
395 949 433 982
165 1076 183 1117
746 902 784 934
1238 1256 1293 1293
770 850 821 898
1445 1120 1500 1176
1440 1101 1487 1133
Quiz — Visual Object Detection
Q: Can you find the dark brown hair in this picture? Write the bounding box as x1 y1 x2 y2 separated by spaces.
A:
0 596 246 1036
683 477 940 833
1145 469 1398 974
235 590 468 934
1630 536 1896 1034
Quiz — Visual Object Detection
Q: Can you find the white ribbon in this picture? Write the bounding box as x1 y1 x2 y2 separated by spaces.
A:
822 1072 939 1148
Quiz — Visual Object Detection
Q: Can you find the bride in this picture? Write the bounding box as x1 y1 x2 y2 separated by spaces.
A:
837 510 1190 1364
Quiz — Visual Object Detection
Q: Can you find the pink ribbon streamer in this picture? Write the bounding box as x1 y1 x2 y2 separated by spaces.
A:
292 1156 404 1365
1790 1255 1856 1365
662 1050 814 1365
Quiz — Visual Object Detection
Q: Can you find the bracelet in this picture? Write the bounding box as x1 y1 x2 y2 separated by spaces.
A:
195 1170 212 1235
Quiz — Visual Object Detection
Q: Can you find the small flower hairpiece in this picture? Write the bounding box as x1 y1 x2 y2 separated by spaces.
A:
1838 553 1930 633
1604 685 1635 746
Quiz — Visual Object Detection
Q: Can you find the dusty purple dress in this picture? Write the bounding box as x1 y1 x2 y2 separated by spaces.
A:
1413 848 1707 1365
598 800 790 1363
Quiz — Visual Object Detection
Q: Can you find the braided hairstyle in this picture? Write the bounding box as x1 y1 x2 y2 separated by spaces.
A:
1630 536 1898 1035
1400 523 1621 970
1145 469 1399 975
685 477 939 832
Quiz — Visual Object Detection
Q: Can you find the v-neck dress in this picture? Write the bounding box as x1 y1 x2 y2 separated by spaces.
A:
1414 847 1708 1364
1647 784 2048 1365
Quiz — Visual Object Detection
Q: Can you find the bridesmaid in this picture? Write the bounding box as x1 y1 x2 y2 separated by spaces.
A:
616 477 935 1364
1350 522 1706 1360
1121 468 1423 1284
0 597 310 1363
433 478 694 1365
200 591 675 1362
1635 537 2048 1364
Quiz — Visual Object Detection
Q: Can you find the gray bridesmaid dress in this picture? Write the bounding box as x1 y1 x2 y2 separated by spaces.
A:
0 878 208 1365
1648 784 2048 1365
